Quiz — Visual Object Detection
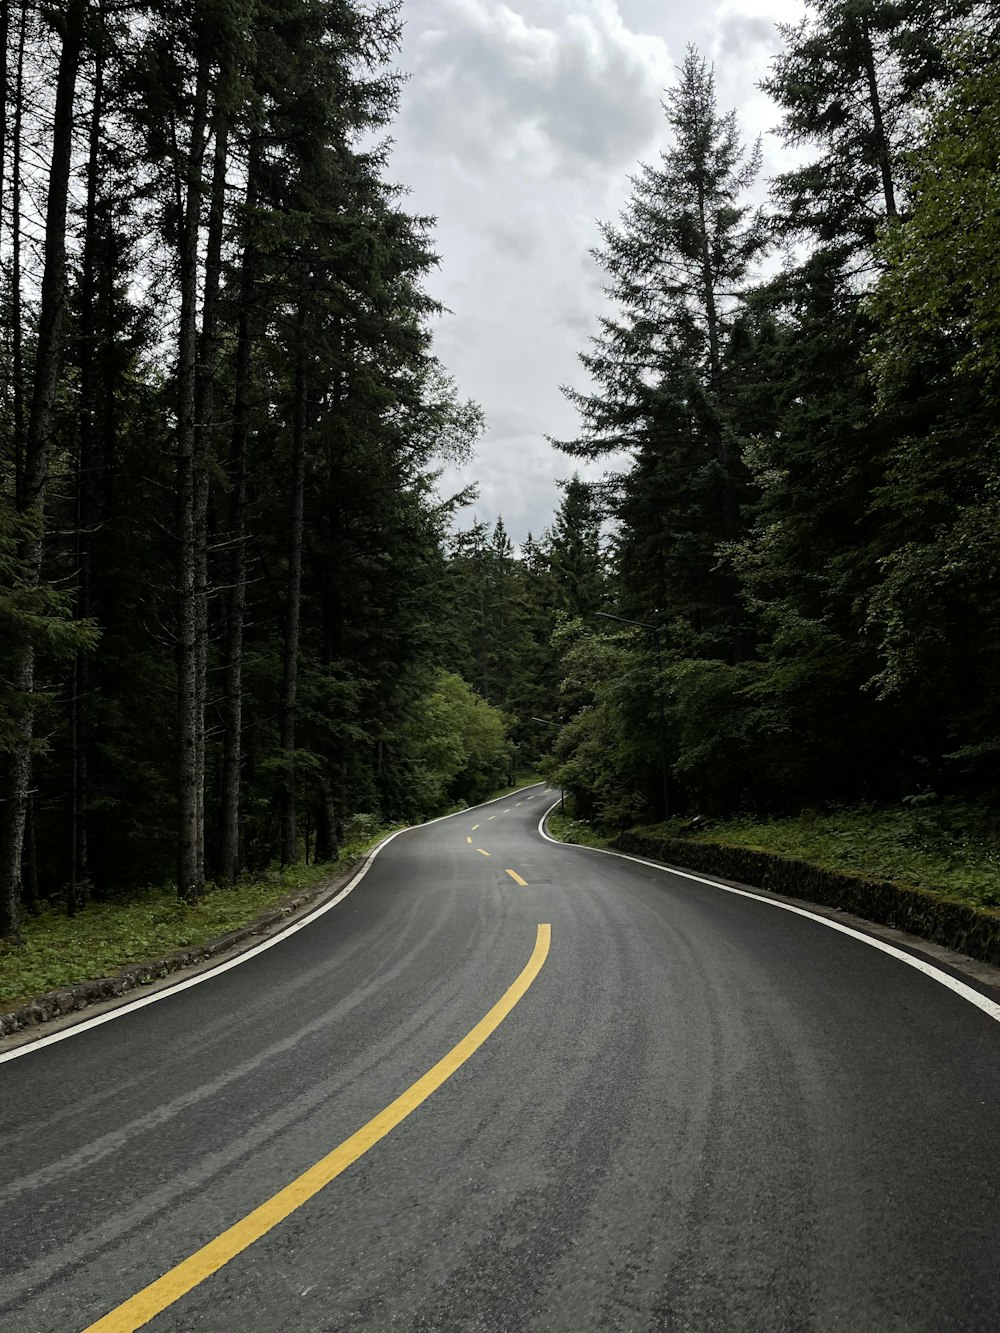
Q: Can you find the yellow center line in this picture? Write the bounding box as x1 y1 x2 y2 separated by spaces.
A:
466 837 472 844
476 848 491 857
505 869 528 886
82 926 552 1333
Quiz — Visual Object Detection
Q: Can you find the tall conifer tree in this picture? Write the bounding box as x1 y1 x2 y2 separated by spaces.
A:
558 47 767 658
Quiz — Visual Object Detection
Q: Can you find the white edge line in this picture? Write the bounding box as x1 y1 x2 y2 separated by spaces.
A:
0 782 548 1066
536 794 1000 1027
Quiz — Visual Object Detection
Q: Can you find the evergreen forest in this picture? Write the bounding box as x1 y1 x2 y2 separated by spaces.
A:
1 0 999 948
546 4 1000 836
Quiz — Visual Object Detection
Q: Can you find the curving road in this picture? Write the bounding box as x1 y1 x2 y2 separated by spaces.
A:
4 784 1000 1331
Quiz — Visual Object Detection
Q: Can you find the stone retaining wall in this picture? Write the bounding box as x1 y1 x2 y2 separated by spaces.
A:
612 831 1000 966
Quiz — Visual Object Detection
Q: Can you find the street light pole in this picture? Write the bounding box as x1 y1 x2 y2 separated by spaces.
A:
594 610 670 820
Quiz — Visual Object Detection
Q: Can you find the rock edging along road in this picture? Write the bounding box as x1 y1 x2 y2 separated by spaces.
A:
6 781 1000 1331
610 828 1000 969
0 868 361 1043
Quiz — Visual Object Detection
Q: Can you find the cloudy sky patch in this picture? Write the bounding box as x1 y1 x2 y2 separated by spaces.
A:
390 0 807 542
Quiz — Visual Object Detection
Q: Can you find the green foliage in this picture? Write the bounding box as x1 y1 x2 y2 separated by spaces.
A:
0 0 497 934
557 47 766 653
761 0 974 256
0 849 383 1011
406 671 512 813
341 812 384 847
544 809 614 849
543 619 649 825
4 0 1000 958
635 800 1000 911
546 476 606 620
859 31 1000 785
546 5 1000 825
0 500 99 753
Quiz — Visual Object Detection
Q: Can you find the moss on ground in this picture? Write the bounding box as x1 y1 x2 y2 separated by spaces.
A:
629 801 1000 911
543 796 1000 912
545 811 614 849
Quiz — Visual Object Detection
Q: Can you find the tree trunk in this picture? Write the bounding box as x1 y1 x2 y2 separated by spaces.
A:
67 654 81 916
71 2 106 911
175 54 210 902
859 16 898 223
22 792 37 914
10 0 25 505
696 164 742 660
218 154 259 887
0 0 86 943
280 296 308 867
192 105 228 890
314 775 338 863
0 0 8 260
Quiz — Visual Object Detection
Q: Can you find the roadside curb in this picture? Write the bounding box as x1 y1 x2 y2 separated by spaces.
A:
538 800 1000 1016
0 780 547 1053
0 861 364 1042
611 831 1000 970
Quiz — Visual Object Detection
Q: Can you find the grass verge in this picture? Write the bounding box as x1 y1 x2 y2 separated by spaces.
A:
630 801 1000 911
0 824 400 1012
544 796 1000 912
544 810 614 849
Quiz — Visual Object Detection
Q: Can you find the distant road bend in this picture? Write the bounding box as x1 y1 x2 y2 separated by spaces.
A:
4 783 1000 1331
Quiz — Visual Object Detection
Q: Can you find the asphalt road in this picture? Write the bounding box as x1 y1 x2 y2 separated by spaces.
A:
4 784 1000 1332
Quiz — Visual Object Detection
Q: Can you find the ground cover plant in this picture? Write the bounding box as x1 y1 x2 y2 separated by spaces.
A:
631 801 1000 911
0 775 547 1011
545 811 613 849
545 796 1000 913
0 822 399 1011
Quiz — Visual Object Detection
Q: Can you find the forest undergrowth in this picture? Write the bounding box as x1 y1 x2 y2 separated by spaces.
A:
0 776 545 1011
547 801 1000 913
0 824 396 1011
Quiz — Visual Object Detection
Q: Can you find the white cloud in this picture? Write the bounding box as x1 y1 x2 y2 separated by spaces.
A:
389 0 807 542
404 0 674 178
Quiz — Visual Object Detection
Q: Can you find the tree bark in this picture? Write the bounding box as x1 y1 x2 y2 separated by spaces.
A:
175 53 210 902
218 153 259 887
859 16 898 223
0 0 86 943
314 775 339 863
70 3 107 912
280 296 308 867
696 139 742 661
22 791 37 915
0 0 8 261
192 105 228 889
10 0 25 505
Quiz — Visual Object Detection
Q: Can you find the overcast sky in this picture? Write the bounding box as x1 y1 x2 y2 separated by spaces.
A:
388 0 805 544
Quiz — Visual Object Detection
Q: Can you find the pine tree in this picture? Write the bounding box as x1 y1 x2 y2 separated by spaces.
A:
0 0 90 941
762 0 975 266
546 476 605 619
863 28 1000 792
557 47 768 659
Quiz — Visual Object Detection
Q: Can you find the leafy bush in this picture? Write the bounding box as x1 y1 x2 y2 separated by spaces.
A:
406 671 512 812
